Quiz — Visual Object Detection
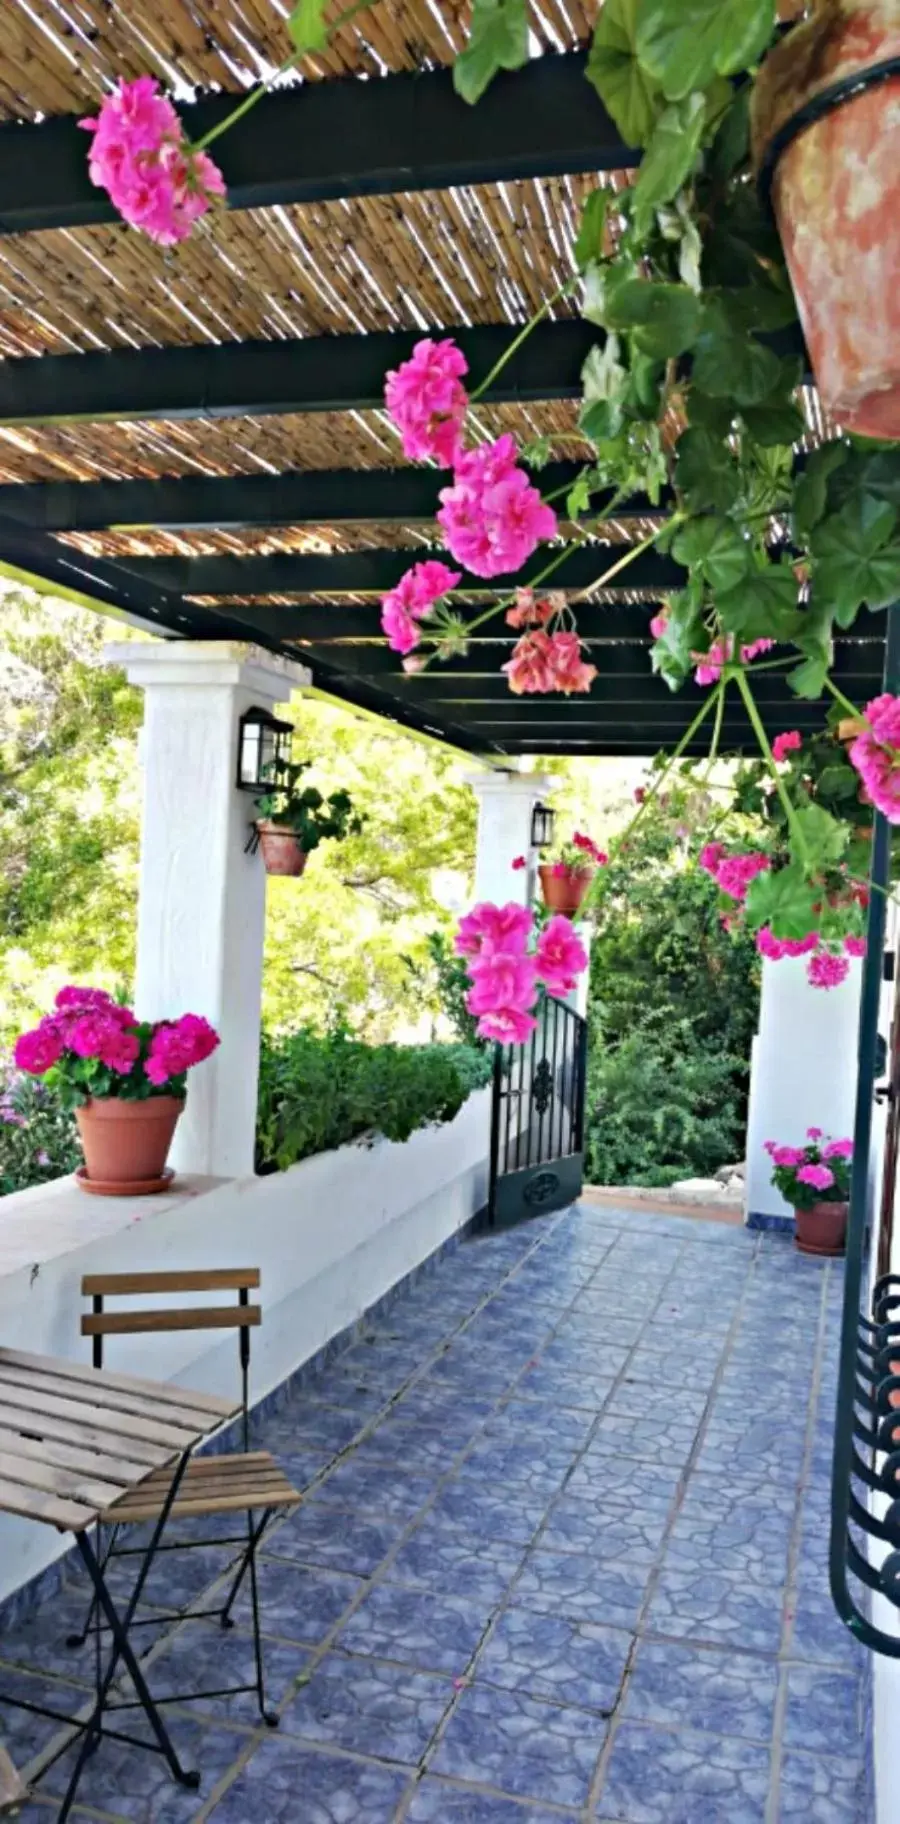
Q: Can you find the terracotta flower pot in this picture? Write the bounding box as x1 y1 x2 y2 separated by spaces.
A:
75 1095 185 1196
538 864 594 916
752 1 900 437
794 1198 848 1258
256 821 308 877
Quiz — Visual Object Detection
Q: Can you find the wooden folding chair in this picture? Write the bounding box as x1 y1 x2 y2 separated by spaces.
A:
67 1268 300 1727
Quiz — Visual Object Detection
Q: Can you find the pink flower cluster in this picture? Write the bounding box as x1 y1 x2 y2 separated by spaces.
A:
503 630 597 696
381 560 461 655
772 729 803 763
384 339 469 467
80 78 225 246
693 636 774 687
455 902 588 1043
573 832 608 864
849 694 900 822
764 1128 853 1195
146 1015 219 1086
756 927 860 990
437 434 557 579
701 848 771 903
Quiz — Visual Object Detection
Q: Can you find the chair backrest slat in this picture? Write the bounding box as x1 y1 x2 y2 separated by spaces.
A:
82 1304 262 1339
81 1269 260 1297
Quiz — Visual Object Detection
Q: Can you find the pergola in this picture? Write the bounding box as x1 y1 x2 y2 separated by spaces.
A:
0 3 885 759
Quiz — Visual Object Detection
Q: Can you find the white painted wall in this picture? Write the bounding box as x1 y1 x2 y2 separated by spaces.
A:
466 769 555 909
744 956 864 1223
0 1087 490 1605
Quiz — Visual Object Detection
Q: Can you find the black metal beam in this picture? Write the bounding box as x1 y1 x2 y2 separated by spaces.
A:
0 53 630 239
0 465 671 534
0 320 598 427
116 545 685 597
295 634 884 680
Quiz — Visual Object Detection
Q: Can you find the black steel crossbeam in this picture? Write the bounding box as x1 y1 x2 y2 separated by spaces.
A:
0 53 630 238
111 545 685 596
0 466 671 533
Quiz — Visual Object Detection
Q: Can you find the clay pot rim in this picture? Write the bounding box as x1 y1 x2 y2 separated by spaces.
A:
77 1094 186 1120
255 818 306 839
538 862 596 880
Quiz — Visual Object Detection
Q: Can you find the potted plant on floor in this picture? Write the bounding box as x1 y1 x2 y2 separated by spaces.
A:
538 832 608 917
254 760 364 877
765 1129 853 1256
13 987 219 1196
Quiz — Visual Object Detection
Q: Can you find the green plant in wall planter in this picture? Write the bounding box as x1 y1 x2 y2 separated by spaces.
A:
254 761 365 879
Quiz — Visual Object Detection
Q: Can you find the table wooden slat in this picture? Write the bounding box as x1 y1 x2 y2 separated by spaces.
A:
0 1449 125 1511
0 1361 226 1436
0 1398 173 1469
0 1348 235 1420
0 1472 93 1533
0 1426 140 1487
0 1378 204 1450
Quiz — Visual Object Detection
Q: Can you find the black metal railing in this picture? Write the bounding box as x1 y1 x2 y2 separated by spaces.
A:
487 995 587 1227
830 600 900 1656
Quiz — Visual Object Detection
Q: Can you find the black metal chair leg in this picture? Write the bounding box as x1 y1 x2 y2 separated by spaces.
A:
67 1521 120 1650
244 1510 278 1728
219 1508 272 1630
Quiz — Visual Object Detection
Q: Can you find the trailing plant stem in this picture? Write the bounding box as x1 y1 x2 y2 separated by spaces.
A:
734 668 809 867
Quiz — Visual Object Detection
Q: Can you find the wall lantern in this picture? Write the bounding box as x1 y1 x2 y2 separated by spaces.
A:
236 708 293 794
530 802 556 849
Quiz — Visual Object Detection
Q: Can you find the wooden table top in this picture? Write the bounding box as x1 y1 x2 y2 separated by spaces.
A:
0 1347 237 1534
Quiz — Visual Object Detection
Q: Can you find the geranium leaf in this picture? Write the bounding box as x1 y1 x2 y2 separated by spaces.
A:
453 0 529 104
716 563 801 640
636 0 776 101
287 0 329 50
632 93 707 233
651 590 704 690
741 396 805 448
786 652 830 699
691 302 783 404
745 863 818 940
579 339 628 443
574 188 613 271
687 389 734 439
792 443 849 539
586 0 665 147
794 803 848 868
674 427 740 513
603 279 702 358
810 492 900 625
671 516 753 593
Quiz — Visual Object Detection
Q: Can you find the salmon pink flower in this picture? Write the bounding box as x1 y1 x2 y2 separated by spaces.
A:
503 631 555 695
384 338 469 467
506 589 560 630
546 632 597 696
849 694 900 822
535 916 589 998
772 730 803 762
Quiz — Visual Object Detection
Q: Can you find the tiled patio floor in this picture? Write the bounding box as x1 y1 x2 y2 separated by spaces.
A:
0 1201 867 1822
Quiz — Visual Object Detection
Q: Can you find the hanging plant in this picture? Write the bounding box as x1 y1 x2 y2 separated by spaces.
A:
254 760 365 879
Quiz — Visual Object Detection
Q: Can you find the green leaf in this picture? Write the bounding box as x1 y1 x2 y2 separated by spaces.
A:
740 396 805 447
585 0 665 147
687 389 734 439
716 563 801 640
744 863 818 940
603 279 702 358
793 803 849 869
810 492 900 626
636 0 776 100
672 516 753 592
566 472 593 518
691 303 783 404
786 651 829 699
579 338 628 444
650 588 704 689
624 351 665 420
815 763 861 804
574 188 613 271
287 0 329 51
674 426 740 513
453 0 529 104
632 93 707 233
792 443 848 538
708 85 750 181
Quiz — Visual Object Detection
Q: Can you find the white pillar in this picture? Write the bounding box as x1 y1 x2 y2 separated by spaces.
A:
465 770 556 908
744 955 864 1227
105 641 310 1179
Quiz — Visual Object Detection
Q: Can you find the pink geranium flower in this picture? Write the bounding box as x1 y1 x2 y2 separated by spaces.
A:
475 1006 539 1044
384 338 469 467
13 1020 64 1076
146 1013 219 1085
823 1138 854 1159
511 855 527 871
771 1145 806 1167
796 1162 835 1190
535 916 589 998
381 560 461 655
772 730 803 763
692 635 774 687
807 950 850 990
466 953 539 1019
79 78 225 245
844 935 867 958
715 852 770 902
649 610 669 640
504 631 555 695
438 435 556 578
454 902 534 959
849 694 900 823
698 842 726 877
545 632 597 696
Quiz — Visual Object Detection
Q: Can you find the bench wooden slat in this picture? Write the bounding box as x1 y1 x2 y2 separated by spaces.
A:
0 1378 203 1449
0 1449 125 1511
0 1362 224 1435
107 1451 299 1523
0 1472 94 1533
0 1347 234 1420
0 1397 176 1468
82 1305 262 1338
82 1269 260 1296
0 1427 140 1487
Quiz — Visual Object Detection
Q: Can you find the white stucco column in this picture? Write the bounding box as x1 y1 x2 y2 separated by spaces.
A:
105 641 311 1179
744 955 864 1227
465 770 556 907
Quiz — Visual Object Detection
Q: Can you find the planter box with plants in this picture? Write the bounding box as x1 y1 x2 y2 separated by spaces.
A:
253 758 363 878
12 987 219 1195
765 1127 852 1257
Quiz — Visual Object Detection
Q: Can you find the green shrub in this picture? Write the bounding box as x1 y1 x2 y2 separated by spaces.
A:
0 1067 81 1195
585 1014 745 1188
423 930 485 1047
256 1026 492 1172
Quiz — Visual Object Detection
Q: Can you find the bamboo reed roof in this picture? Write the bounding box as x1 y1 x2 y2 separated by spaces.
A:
0 4 875 757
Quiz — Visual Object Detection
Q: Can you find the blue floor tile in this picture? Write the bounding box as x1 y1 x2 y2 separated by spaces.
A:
622 1639 778 1743
476 1606 631 1711
279 1652 451 1763
405 1778 570 1822
335 1582 489 1674
598 1722 770 1823
207 1739 411 1822
431 1683 604 1807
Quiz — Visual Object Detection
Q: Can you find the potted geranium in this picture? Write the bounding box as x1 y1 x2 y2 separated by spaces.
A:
538 832 608 917
13 987 219 1196
254 760 364 878
765 1129 853 1257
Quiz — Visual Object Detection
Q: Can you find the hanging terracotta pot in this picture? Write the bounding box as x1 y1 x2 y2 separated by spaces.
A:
538 864 594 916
794 1198 848 1257
256 820 308 877
75 1096 185 1196
752 1 900 437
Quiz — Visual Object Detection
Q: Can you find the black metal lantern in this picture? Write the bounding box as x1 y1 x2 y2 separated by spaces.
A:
531 801 556 849
236 707 293 793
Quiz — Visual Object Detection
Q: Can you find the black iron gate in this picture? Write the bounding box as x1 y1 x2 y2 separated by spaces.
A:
487 996 588 1227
